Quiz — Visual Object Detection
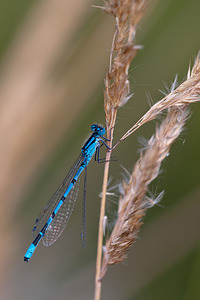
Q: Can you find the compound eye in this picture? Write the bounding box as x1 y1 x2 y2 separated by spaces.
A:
91 124 97 131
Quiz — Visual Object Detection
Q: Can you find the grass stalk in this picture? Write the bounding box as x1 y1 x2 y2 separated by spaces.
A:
94 152 111 300
94 1 149 299
94 114 116 300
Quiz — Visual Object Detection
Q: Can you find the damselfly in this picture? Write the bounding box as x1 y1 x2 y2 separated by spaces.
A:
24 124 110 262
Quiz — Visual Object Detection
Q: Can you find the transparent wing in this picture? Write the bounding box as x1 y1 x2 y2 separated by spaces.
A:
43 176 80 247
32 153 84 239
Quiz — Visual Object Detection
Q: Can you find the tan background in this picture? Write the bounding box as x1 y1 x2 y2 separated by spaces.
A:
0 0 200 299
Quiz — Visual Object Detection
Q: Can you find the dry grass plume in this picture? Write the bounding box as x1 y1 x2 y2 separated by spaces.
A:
94 1 149 299
94 0 200 299
103 0 149 131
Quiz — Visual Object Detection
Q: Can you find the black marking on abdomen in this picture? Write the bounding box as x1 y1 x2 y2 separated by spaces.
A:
72 178 76 184
33 233 42 246
40 223 48 236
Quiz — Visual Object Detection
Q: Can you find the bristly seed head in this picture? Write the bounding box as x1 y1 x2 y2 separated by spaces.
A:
103 0 149 130
100 102 191 278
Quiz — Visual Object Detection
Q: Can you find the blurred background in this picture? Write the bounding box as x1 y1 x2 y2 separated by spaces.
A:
0 0 200 299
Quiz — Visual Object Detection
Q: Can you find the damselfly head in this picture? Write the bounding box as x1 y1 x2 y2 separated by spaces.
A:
91 124 105 136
